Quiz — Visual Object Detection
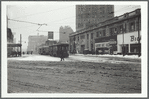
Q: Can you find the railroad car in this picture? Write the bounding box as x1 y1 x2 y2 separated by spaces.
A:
39 42 69 58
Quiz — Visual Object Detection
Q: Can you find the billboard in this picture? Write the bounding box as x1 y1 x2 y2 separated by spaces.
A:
48 31 53 39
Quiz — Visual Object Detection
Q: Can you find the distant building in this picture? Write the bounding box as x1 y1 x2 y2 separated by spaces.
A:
7 28 14 43
59 26 73 43
27 35 48 54
76 5 114 31
7 28 22 57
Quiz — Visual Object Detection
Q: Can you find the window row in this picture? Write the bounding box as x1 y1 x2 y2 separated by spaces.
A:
96 21 141 37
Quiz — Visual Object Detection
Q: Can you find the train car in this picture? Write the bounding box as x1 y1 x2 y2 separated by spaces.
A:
51 43 69 57
56 43 69 58
39 42 69 58
39 46 49 55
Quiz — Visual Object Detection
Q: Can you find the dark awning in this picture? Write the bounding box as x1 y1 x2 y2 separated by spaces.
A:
7 43 22 47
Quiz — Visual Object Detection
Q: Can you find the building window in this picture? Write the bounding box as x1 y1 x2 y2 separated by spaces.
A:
103 30 106 36
91 44 93 51
81 35 85 39
87 34 89 39
78 36 79 41
114 28 117 35
129 22 135 32
99 31 102 37
96 32 99 37
136 19 141 30
91 33 93 39
110 28 113 36
74 37 75 41
119 25 123 34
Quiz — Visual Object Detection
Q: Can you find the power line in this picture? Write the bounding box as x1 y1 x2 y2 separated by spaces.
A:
8 18 47 26
46 16 75 24
12 5 74 20
10 24 38 29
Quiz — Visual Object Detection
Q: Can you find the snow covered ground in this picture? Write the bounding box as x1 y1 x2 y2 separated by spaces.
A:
7 54 141 65
73 54 141 59
7 54 61 61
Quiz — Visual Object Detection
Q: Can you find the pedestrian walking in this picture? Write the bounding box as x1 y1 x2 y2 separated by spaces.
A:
60 50 64 61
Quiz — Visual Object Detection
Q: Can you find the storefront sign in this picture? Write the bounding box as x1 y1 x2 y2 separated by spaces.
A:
130 35 141 42
117 31 141 44
95 42 109 48
109 41 116 44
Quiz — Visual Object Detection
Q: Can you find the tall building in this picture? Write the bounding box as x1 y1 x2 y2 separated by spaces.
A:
59 26 73 43
76 5 114 31
27 35 48 54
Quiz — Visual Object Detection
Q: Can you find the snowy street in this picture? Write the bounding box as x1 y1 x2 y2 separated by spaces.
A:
8 54 141 93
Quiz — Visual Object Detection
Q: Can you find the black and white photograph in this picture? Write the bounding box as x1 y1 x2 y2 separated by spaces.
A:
1 1 148 98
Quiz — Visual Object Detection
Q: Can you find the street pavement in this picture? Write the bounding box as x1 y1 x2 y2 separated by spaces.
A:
7 54 141 93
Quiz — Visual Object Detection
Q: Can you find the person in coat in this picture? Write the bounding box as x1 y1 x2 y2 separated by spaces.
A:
60 50 65 61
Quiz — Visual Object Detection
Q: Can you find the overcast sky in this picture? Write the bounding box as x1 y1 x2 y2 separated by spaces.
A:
6 2 141 51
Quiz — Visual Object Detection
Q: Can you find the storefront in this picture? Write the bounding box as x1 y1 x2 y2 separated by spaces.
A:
117 31 141 55
7 43 22 57
95 35 117 54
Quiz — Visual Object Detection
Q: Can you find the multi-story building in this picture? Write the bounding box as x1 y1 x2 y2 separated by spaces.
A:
27 35 48 54
7 28 14 43
7 28 22 56
69 9 141 55
76 5 114 31
59 26 73 43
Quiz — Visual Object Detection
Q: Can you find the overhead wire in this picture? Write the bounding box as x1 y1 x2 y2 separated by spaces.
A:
8 5 140 33
8 18 47 26
10 24 38 29
11 5 75 20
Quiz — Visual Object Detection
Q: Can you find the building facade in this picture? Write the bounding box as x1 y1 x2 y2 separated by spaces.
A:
76 5 114 31
59 26 73 43
69 9 141 55
27 35 48 54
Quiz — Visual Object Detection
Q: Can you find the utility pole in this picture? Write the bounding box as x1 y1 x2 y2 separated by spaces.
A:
122 23 125 56
20 34 22 57
138 15 141 57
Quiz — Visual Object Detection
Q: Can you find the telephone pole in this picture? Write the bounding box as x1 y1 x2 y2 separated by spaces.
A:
138 15 141 57
20 34 22 57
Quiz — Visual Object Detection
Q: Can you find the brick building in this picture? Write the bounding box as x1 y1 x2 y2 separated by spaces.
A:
69 9 141 55
76 5 114 31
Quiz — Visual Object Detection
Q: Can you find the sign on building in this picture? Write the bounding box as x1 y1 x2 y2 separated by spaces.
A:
48 31 53 39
